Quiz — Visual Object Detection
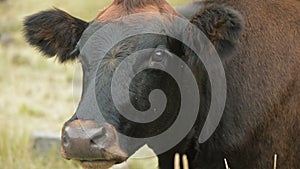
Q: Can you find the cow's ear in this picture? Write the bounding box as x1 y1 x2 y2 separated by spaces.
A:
190 5 243 58
23 8 88 63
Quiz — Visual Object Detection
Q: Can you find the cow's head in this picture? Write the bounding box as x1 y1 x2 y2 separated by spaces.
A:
23 0 243 168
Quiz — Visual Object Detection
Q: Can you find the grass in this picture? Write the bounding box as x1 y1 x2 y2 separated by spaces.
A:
0 0 192 169
0 117 81 169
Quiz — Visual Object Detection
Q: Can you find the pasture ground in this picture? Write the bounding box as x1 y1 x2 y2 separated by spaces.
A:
0 0 190 168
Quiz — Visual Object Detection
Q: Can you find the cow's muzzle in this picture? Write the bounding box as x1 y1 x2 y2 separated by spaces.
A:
61 120 127 169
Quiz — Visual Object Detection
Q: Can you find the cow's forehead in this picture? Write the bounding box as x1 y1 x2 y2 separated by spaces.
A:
78 14 176 51
96 0 179 22
77 19 171 67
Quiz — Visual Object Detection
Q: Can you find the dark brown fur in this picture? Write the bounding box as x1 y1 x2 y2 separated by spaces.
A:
197 0 300 168
23 8 88 62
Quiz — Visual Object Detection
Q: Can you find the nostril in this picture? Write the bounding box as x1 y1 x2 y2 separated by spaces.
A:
90 127 107 148
63 131 70 148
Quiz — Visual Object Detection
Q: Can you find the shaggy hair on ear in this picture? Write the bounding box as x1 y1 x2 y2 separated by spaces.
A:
23 8 88 62
190 4 244 58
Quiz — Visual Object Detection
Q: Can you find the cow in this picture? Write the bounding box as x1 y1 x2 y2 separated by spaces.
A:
23 0 300 169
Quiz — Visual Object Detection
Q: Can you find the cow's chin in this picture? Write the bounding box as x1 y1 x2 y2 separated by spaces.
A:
79 160 117 169
78 155 127 169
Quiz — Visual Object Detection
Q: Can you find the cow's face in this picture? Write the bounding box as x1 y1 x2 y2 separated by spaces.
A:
23 1 243 168
63 14 187 168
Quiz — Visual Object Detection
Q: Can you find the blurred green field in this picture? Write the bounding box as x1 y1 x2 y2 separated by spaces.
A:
0 0 191 169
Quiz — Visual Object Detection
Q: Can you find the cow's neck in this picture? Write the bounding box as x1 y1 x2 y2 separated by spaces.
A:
206 0 297 11
206 0 299 24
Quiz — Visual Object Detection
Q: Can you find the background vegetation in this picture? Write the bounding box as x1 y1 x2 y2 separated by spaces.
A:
0 0 191 168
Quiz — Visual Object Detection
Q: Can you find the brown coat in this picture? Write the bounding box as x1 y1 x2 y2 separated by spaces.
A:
204 0 300 168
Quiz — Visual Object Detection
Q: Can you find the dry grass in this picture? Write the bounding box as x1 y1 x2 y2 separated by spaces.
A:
174 154 189 169
172 154 279 169
0 0 191 169
224 159 230 169
273 154 278 169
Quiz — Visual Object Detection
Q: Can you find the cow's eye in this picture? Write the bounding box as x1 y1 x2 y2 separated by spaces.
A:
155 50 164 56
155 45 167 57
152 50 165 62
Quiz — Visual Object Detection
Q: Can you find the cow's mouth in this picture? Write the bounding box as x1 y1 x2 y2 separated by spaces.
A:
77 153 127 169
71 149 128 169
79 160 118 169
78 145 159 169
